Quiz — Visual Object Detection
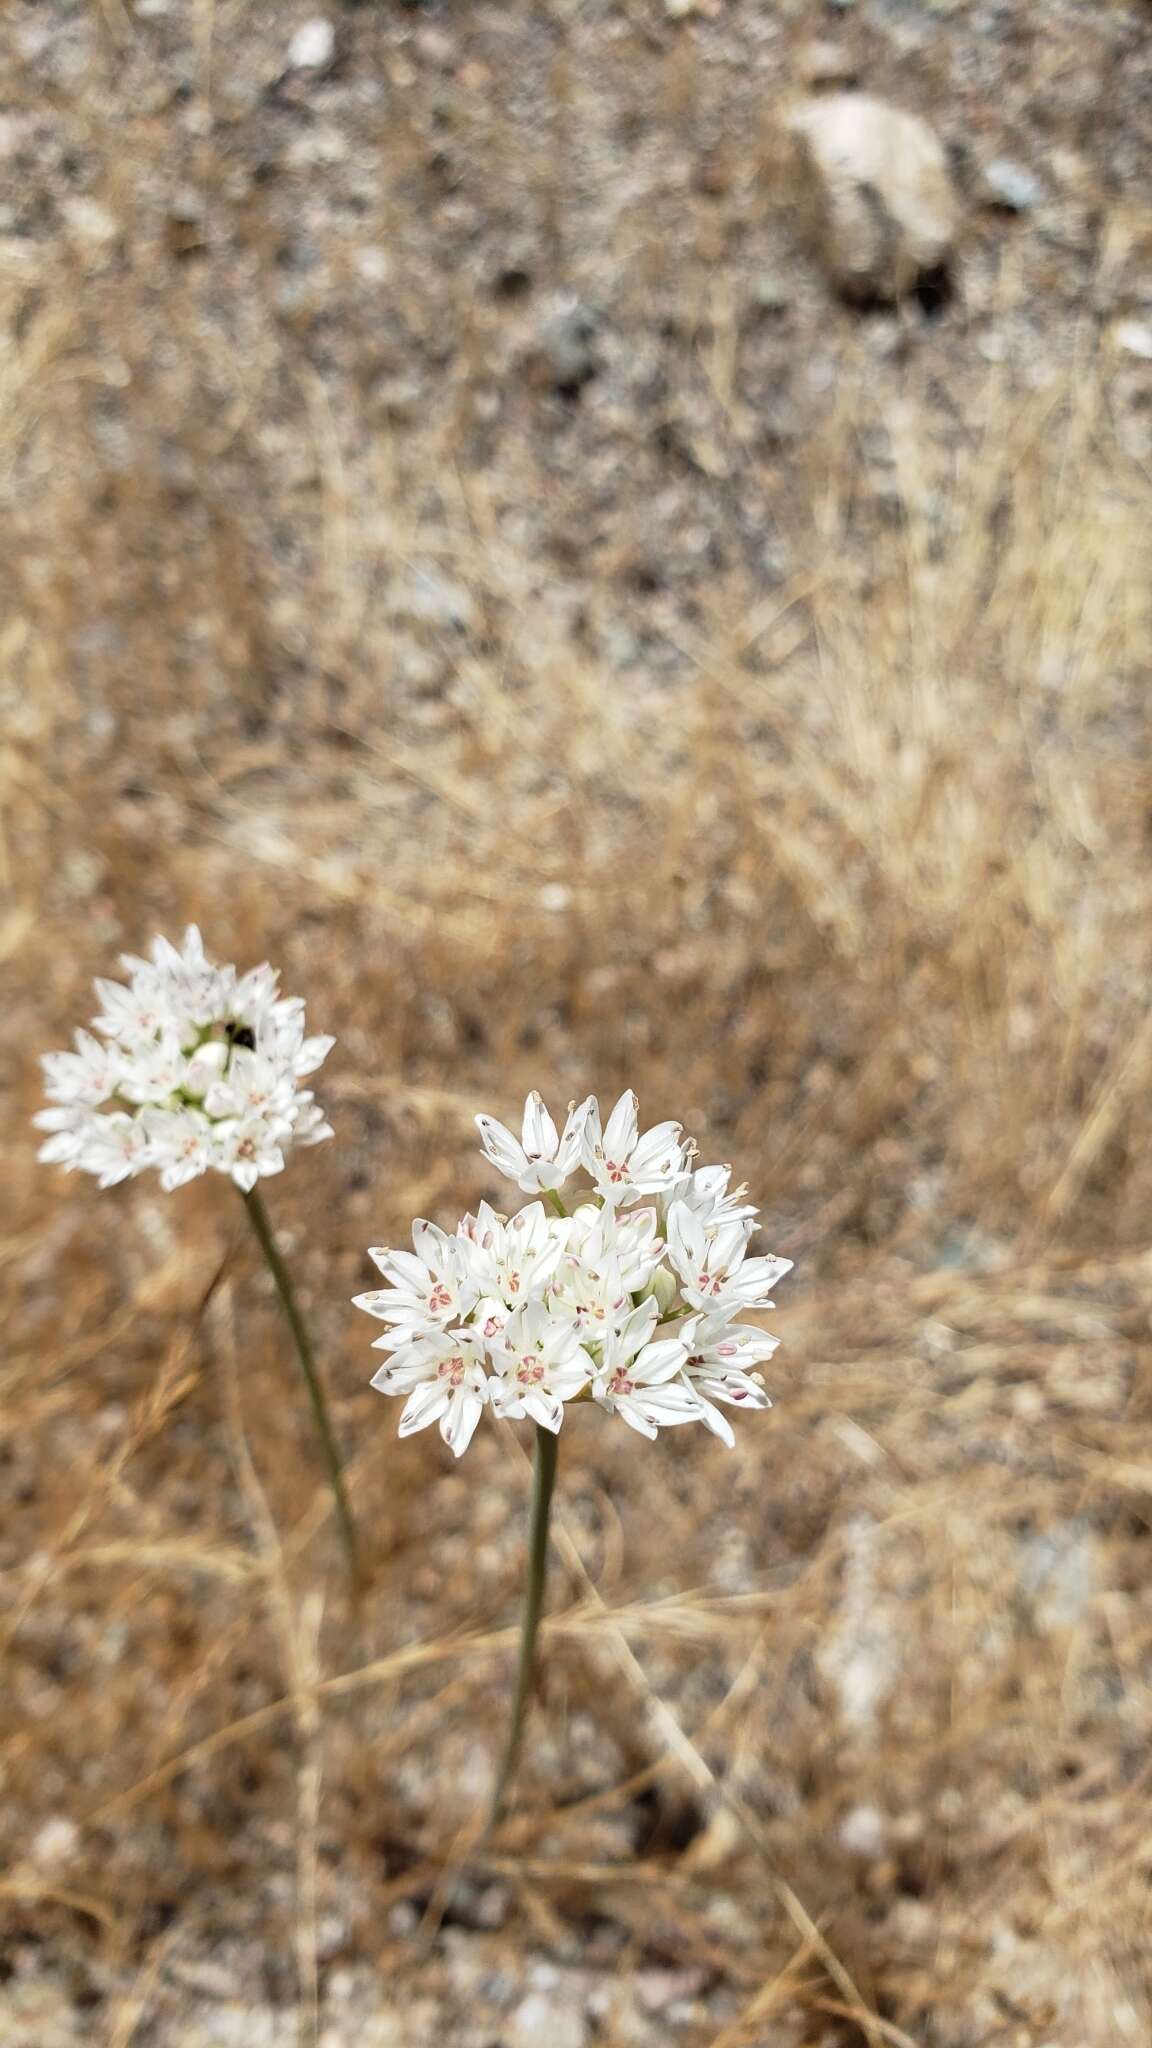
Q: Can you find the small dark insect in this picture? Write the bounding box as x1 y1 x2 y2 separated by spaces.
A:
225 1023 256 1051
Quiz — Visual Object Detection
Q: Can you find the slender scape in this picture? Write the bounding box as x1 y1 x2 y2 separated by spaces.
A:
241 1184 359 1579
489 1424 559 1823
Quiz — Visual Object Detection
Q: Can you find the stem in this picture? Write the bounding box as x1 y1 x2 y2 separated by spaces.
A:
489 1424 559 1824
239 1184 360 1581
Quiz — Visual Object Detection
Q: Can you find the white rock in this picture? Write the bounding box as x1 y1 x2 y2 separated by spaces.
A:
839 1803 887 1857
1115 319 1152 361
30 1816 80 1866
980 158 1043 212
287 17 335 71
788 93 957 301
61 196 118 247
1018 1522 1096 1632
511 1992 586 2048
402 564 475 632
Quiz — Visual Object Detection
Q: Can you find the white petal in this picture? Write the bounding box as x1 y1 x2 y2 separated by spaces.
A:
398 1383 449 1436
613 1401 659 1440
520 1091 560 1161
632 1338 688 1386
523 1390 564 1432
602 1090 639 1161
442 1387 484 1456
475 1114 527 1179
694 1392 736 1447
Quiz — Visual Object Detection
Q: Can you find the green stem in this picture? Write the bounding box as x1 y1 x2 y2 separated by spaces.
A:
239 1184 360 1581
489 1424 559 1823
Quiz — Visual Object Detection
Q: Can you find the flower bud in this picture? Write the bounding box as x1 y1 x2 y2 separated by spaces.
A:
640 1264 679 1317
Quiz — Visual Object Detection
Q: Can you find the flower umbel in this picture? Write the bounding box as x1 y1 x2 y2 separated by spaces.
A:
358 1088 790 1459
358 1088 793 1820
36 926 334 1193
38 928 357 1577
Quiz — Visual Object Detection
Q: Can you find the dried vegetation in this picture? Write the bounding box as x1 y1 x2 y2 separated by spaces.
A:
4 2 1152 2043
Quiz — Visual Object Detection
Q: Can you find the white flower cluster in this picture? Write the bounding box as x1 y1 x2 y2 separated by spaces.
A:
36 927 334 1193
356 1090 791 1458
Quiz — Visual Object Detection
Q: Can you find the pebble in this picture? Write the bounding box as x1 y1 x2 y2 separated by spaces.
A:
750 273 791 313
798 39 857 87
402 565 476 632
287 17 335 72
29 1816 80 1866
510 1992 586 2047
788 93 957 302
1115 319 1152 361
534 294 601 394
980 158 1044 212
839 1803 887 1857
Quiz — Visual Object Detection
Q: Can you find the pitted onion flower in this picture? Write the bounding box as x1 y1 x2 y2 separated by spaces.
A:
37 927 356 1574
35 925 334 1194
358 1085 794 1817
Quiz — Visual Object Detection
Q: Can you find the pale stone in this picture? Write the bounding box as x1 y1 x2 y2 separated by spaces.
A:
788 93 957 301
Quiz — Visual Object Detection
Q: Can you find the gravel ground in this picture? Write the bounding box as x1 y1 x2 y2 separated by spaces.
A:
6 2 1152 2044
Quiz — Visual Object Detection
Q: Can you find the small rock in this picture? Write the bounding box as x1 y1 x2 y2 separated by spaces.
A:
511 1992 586 2048
287 17 335 71
665 0 698 17
788 93 957 303
533 294 601 395
751 273 792 313
1115 319 1152 361
636 1967 708 2014
539 883 572 912
1018 1521 1096 1633
979 157 1043 212
839 1804 887 1857
402 564 475 632
414 25 457 68
61 196 118 247
354 245 391 285
798 39 857 88
30 1817 80 1866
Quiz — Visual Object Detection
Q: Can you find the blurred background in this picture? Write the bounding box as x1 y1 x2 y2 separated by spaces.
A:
6 1 1152 2042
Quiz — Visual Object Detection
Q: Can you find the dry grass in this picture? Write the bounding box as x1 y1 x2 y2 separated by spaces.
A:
5 7 1152 2043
